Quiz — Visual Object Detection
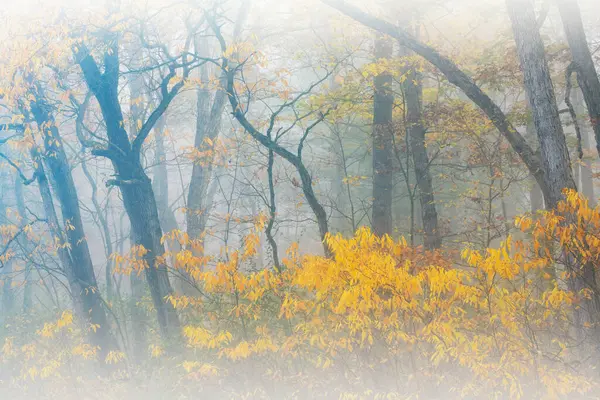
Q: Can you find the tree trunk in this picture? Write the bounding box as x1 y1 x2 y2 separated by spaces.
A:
557 0 600 158
77 45 181 341
0 183 14 320
400 31 441 249
29 91 115 355
152 116 180 240
372 34 394 237
507 0 600 333
187 15 243 245
506 0 576 208
526 123 545 212
152 116 194 295
80 158 115 303
574 89 596 205
14 175 33 313
186 61 226 243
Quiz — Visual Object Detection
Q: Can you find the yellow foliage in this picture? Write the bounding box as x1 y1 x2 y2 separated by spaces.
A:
5 191 600 398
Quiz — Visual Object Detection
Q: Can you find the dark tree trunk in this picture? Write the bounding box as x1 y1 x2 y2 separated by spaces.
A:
77 44 181 341
372 34 394 237
506 0 576 208
118 155 180 340
400 38 441 249
507 0 600 333
266 149 282 272
557 0 600 159
130 234 148 362
28 91 115 354
32 146 113 355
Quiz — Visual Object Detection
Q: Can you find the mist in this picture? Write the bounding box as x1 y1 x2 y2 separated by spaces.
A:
0 0 599 398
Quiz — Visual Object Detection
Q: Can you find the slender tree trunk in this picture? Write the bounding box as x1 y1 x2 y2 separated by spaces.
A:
152 116 180 241
116 135 180 342
186 3 247 244
130 255 148 362
0 185 14 319
574 89 596 205
80 158 115 303
14 175 33 313
152 116 195 294
372 34 394 237
186 58 226 244
265 149 282 272
400 30 441 249
557 0 600 158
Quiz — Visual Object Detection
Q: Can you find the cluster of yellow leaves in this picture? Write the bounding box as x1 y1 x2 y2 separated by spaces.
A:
165 206 597 398
5 191 600 398
0 311 107 384
111 245 149 276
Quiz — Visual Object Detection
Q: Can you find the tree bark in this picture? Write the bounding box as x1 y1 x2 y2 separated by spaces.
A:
557 0 600 159
507 0 600 332
372 34 394 237
527 122 545 212
506 0 576 208
400 33 441 249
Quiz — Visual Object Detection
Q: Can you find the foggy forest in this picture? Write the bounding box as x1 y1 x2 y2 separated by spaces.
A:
0 0 599 398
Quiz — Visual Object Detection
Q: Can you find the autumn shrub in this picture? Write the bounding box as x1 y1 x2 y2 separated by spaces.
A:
2 190 600 399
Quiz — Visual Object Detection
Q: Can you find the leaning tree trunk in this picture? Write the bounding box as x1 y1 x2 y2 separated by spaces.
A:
28 91 115 355
557 0 600 159
371 34 394 237
400 32 441 250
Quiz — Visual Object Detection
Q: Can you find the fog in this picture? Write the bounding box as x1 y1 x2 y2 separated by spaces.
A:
0 0 599 398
